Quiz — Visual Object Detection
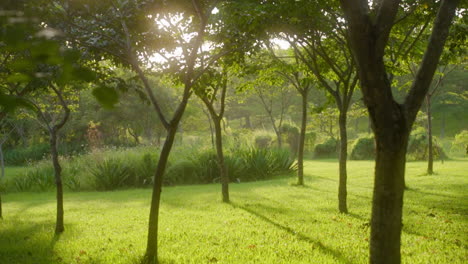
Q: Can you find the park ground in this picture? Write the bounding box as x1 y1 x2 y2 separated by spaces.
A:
0 159 467 264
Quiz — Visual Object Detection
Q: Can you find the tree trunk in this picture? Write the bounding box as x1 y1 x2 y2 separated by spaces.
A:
440 111 445 140
426 95 434 174
338 111 348 213
213 118 229 203
0 143 3 219
297 93 307 185
144 126 178 264
369 116 409 264
50 131 64 234
267 113 282 148
244 115 252 129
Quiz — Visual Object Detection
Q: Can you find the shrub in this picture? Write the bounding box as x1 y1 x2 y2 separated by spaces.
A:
4 144 50 166
14 164 55 192
254 133 273 148
4 143 88 166
268 148 297 174
451 130 468 156
280 124 300 154
407 128 447 161
350 135 375 160
314 138 338 158
91 158 131 190
239 148 272 180
165 159 199 185
190 150 218 183
305 132 317 152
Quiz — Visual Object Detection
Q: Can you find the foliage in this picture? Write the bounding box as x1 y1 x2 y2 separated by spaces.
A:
4 143 87 166
313 138 338 159
407 128 447 161
90 158 131 191
254 132 273 148
14 163 55 192
350 135 375 160
450 130 468 156
280 123 300 154
304 131 317 152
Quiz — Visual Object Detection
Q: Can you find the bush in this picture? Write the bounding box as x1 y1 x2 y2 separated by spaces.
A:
314 138 338 158
407 128 447 161
14 164 55 192
165 159 199 185
4 144 50 166
4 143 88 166
305 132 317 152
254 133 273 148
268 148 297 174
350 135 375 160
451 130 468 156
91 158 131 190
280 124 299 154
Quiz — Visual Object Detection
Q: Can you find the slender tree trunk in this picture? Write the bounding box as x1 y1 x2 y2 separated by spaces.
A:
213 118 229 203
297 93 308 185
0 143 3 219
440 111 445 140
338 111 348 213
369 116 409 264
267 113 282 148
144 126 178 264
205 110 215 149
0 191 2 219
50 131 64 234
426 95 434 174
245 115 252 129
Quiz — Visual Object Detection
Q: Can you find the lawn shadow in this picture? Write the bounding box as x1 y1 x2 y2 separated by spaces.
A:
406 188 464 200
230 202 353 264
0 220 62 264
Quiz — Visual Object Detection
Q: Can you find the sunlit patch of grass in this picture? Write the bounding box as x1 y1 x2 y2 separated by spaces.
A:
0 159 467 263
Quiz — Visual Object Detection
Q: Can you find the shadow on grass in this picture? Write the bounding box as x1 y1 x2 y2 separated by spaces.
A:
230 202 353 264
0 220 65 264
406 188 463 200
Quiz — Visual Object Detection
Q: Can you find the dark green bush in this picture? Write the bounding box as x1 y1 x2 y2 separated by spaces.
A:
254 134 273 148
350 135 375 160
280 124 299 154
5 144 50 165
91 158 131 190
165 159 199 185
313 138 338 158
407 130 447 161
305 132 317 152
126 153 159 186
4 143 87 166
190 150 218 183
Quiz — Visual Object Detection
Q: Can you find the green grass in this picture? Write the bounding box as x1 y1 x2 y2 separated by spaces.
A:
0 159 467 264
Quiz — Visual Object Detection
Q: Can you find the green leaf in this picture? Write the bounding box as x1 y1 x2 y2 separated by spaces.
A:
92 87 119 109
6 73 31 83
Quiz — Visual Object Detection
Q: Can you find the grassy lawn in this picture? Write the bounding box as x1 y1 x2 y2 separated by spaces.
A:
0 159 467 264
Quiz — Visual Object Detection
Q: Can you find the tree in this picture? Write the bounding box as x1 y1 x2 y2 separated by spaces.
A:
338 0 460 262
43 1 240 262
263 49 314 185
24 84 73 233
240 57 294 149
194 65 230 202
0 5 95 230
